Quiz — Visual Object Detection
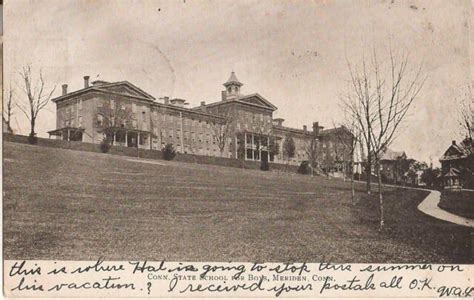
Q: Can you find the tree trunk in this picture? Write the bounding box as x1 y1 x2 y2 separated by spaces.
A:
30 118 36 137
366 154 372 195
351 160 355 205
377 164 384 231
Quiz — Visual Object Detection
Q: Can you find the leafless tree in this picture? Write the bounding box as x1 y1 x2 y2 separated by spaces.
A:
97 99 134 144
334 115 360 205
17 64 56 139
342 46 425 230
457 84 473 141
3 83 14 133
210 116 233 157
304 135 319 176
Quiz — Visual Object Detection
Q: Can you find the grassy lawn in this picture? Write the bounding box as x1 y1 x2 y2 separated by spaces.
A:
3 142 472 263
439 190 474 220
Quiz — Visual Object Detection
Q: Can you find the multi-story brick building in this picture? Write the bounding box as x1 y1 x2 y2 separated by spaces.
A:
49 72 353 169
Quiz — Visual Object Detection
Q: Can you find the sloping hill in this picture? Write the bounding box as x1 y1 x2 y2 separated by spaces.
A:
3 142 472 263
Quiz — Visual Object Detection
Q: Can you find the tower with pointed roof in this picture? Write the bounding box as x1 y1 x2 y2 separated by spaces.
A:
223 71 243 100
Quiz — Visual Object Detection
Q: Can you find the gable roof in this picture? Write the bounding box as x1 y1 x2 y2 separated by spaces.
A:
196 93 277 112
443 167 461 178
238 93 277 110
380 148 406 161
96 81 155 100
439 140 472 161
52 81 155 103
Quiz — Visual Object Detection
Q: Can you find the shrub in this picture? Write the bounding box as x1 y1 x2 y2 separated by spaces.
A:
162 143 176 161
260 159 269 171
100 138 112 153
297 161 310 175
27 133 38 145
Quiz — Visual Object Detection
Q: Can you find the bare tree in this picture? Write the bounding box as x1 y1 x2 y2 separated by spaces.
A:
97 99 134 145
3 83 14 133
210 115 233 157
304 135 319 176
342 46 425 230
457 84 473 141
334 116 360 205
17 64 56 141
282 134 296 165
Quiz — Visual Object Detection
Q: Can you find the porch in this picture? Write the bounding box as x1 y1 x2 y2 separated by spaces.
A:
104 127 152 149
48 127 84 142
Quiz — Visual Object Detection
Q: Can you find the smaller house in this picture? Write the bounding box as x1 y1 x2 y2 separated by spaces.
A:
439 138 473 189
378 148 407 184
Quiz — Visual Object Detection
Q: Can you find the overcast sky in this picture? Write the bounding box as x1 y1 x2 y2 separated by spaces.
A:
4 0 472 165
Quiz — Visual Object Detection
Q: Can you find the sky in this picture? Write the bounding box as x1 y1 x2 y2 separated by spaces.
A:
3 0 473 165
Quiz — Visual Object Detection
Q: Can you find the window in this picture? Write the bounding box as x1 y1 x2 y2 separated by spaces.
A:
132 120 137 128
78 116 83 127
97 100 103 108
132 103 137 113
97 114 104 126
110 100 115 109
246 149 253 160
246 133 252 144
227 87 232 93
78 99 83 110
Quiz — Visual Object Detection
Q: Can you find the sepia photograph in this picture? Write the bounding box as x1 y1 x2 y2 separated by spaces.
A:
3 0 473 272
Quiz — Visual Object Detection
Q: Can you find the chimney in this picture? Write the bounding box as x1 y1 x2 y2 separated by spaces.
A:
303 125 307 132
272 118 285 126
62 84 68 95
313 122 320 136
221 91 227 101
452 140 456 145
83 76 90 88
200 101 206 111
164 96 170 105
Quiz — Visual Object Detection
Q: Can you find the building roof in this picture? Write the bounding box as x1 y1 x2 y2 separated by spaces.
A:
196 93 277 112
440 139 472 161
380 148 406 161
52 81 156 103
223 71 243 87
443 167 461 178
274 124 349 137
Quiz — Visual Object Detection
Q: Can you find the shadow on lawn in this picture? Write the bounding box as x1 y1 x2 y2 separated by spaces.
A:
352 189 473 264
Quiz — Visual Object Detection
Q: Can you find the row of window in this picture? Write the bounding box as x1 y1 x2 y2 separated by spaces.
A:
63 116 83 127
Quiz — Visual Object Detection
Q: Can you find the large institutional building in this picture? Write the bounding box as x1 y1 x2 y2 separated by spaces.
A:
50 72 352 169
